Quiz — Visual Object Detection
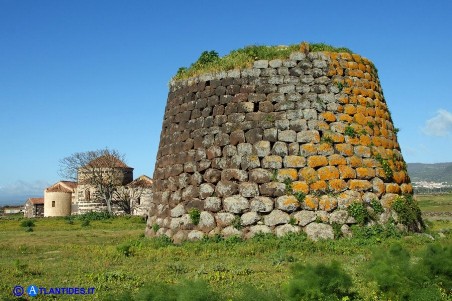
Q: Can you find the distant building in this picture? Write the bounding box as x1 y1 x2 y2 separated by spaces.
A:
3 206 24 215
44 181 77 217
36 156 153 217
24 198 44 218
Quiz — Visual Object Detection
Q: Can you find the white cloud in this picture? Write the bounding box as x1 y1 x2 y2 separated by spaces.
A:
422 109 452 136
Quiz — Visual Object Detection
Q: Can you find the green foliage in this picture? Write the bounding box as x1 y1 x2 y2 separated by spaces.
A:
173 42 354 80
152 223 160 233
370 199 384 214
344 126 357 138
271 169 278 182
394 127 400 134
283 178 293 195
392 195 424 231
117 243 133 257
364 243 443 301
232 215 243 230
81 219 90 227
320 135 334 145
188 208 201 225
287 261 355 301
367 121 375 129
294 191 306 203
422 244 452 293
332 223 343 239
374 153 393 180
337 81 344 92
20 219 35 227
289 217 297 226
347 202 369 225
76 211 113 221
25 226 33 232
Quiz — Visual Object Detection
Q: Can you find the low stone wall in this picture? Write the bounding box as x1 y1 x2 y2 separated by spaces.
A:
146 50 412 242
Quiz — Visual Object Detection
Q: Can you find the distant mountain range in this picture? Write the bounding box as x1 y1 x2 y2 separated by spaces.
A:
407 162 452 184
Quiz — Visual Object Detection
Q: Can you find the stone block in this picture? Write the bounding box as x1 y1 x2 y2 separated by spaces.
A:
349 180 372 191
294 210 316 226
239 182 259 197
264 209 290 226
307 155 328 168
276 195 300 212
254 141 271 157
221 169 248 182
203 168 222 183
297 130 320 143
249 168 272 183
262 155 282 169
223 195 249 214
199 183 215 199
215 181 238 197
259 182 285 197
241 212 260 226
319 195 338 212
271 141 288 156
305 223 334 241
275 224 301 237
247 225 271 238
250 196 274 213
317 166 340 181
278 130 297 142
302 195 319 210
170 204 185 218
204 197 222 212
215 212 235 227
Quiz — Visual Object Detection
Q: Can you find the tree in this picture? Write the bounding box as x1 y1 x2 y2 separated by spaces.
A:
58 148 132 214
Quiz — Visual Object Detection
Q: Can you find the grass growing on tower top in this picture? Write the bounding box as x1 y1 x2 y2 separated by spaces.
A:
173 42 353 81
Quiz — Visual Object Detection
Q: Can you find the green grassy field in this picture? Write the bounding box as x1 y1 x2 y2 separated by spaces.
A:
0 196 451 301
416 194 452 217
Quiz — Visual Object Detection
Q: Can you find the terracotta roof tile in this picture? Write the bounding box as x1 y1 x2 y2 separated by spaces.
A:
28 198 44 205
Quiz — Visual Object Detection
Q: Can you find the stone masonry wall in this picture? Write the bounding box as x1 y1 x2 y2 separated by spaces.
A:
146 51 412 242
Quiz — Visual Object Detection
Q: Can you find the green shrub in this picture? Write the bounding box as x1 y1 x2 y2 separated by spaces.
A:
364 243 441 301
287 261 356 301
422 243 452 294
294 191 305 203
374 154 393 180
391 195 424 231
25 227 33 232
370 199 384 214
20 219 35 227
81 220 90 227
117 243 133 257
232 215 243 230
188 208 201 225
76 211 113 221
347 202 369 225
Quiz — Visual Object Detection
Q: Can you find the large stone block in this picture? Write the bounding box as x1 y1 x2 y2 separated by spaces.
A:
223 195 249 214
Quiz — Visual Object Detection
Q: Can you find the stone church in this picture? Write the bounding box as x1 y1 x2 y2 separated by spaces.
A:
26 157 152 217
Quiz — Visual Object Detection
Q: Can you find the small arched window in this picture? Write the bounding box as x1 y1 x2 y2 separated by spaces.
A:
85 189 91 201
136 197 141 205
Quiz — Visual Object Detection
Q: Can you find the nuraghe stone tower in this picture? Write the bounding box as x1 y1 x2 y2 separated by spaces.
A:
146 46 417 242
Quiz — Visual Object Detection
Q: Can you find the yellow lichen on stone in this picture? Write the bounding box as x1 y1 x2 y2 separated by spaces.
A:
284 155 306 168
319 195 338 212
278 169 298 181
400 183 413 194
310 180 328 192
303 195 319 210
344 104 357 115
307 155 328 168
328 154 347 166
328 179 347 192
349 179 372 191
385 183 401 194
299 167 318 183
301 143 318 156
348 156 363 168
354 113 367 126
339 114 353 123
335 144 354 156
321 111 336 122
292 181 309 194
339 165 356 179
318 166 340 181
356 167 376 179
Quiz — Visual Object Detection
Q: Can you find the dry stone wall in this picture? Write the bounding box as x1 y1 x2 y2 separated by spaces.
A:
146 50 412 242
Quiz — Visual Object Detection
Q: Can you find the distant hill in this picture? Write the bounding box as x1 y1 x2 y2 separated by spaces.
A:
407 162 452 184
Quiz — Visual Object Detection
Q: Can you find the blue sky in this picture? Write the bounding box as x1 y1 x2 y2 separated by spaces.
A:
0 0 451 203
